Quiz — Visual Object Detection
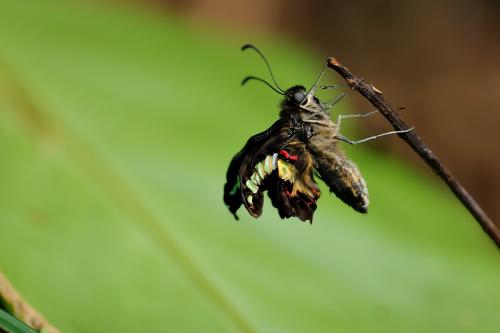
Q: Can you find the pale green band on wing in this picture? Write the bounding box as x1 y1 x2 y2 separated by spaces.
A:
245 153 296 196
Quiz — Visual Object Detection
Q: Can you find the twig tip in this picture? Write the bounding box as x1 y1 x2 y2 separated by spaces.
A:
327 57 341 67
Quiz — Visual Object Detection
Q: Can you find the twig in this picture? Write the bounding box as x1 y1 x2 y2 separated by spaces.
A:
327 57 500 248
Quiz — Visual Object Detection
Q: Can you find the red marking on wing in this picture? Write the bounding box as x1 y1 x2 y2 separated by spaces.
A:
279 149 298 161
279 149 289 158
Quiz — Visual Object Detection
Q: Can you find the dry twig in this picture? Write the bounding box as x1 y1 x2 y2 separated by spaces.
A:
327 57 500 248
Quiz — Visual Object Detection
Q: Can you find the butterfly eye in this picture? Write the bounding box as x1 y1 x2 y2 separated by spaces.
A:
293 92 305 103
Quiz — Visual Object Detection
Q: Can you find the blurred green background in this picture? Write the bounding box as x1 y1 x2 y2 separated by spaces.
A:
0 1 498 332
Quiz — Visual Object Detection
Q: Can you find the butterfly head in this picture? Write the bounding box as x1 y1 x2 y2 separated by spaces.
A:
284 85 306 105
283 85 322 113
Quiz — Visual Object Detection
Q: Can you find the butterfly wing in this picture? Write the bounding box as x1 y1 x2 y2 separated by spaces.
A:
223 119 287 219
267 144 320 222
224 120 321 221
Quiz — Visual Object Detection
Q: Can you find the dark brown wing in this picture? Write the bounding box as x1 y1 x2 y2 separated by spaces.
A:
267 143 320 222
223 119 287 219
224 120 321 221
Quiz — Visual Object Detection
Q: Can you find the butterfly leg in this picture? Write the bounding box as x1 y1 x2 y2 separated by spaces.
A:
319 84 344 90
304 109 378 127
307 62 362 101
336 107 406 131
321 79 363 110
321 92 348 109
336 110 379 131
335 127 414 145
302 118 330 126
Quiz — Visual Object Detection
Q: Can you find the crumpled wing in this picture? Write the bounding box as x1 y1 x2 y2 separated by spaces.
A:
224 119 322 221
267 145 320 222
223 119 286 219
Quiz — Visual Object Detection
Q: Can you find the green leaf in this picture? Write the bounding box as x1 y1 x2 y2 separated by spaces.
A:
0 1 498 333
0 308 38 333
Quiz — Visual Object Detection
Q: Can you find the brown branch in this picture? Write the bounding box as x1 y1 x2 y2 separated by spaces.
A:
327 57 500 248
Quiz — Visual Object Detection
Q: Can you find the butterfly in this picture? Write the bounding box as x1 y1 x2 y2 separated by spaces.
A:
223 44 410 222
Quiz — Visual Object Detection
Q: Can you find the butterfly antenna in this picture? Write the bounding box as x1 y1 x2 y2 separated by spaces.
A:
241 76 285 95
241 44 285 93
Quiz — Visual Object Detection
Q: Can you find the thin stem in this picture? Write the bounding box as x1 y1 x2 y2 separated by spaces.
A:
0 308 38 333
326 57 500 249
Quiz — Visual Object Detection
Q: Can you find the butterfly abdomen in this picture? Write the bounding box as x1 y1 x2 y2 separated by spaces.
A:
315 150 369 213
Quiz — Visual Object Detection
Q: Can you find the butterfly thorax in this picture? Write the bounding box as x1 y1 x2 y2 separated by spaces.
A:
279 86 339 151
